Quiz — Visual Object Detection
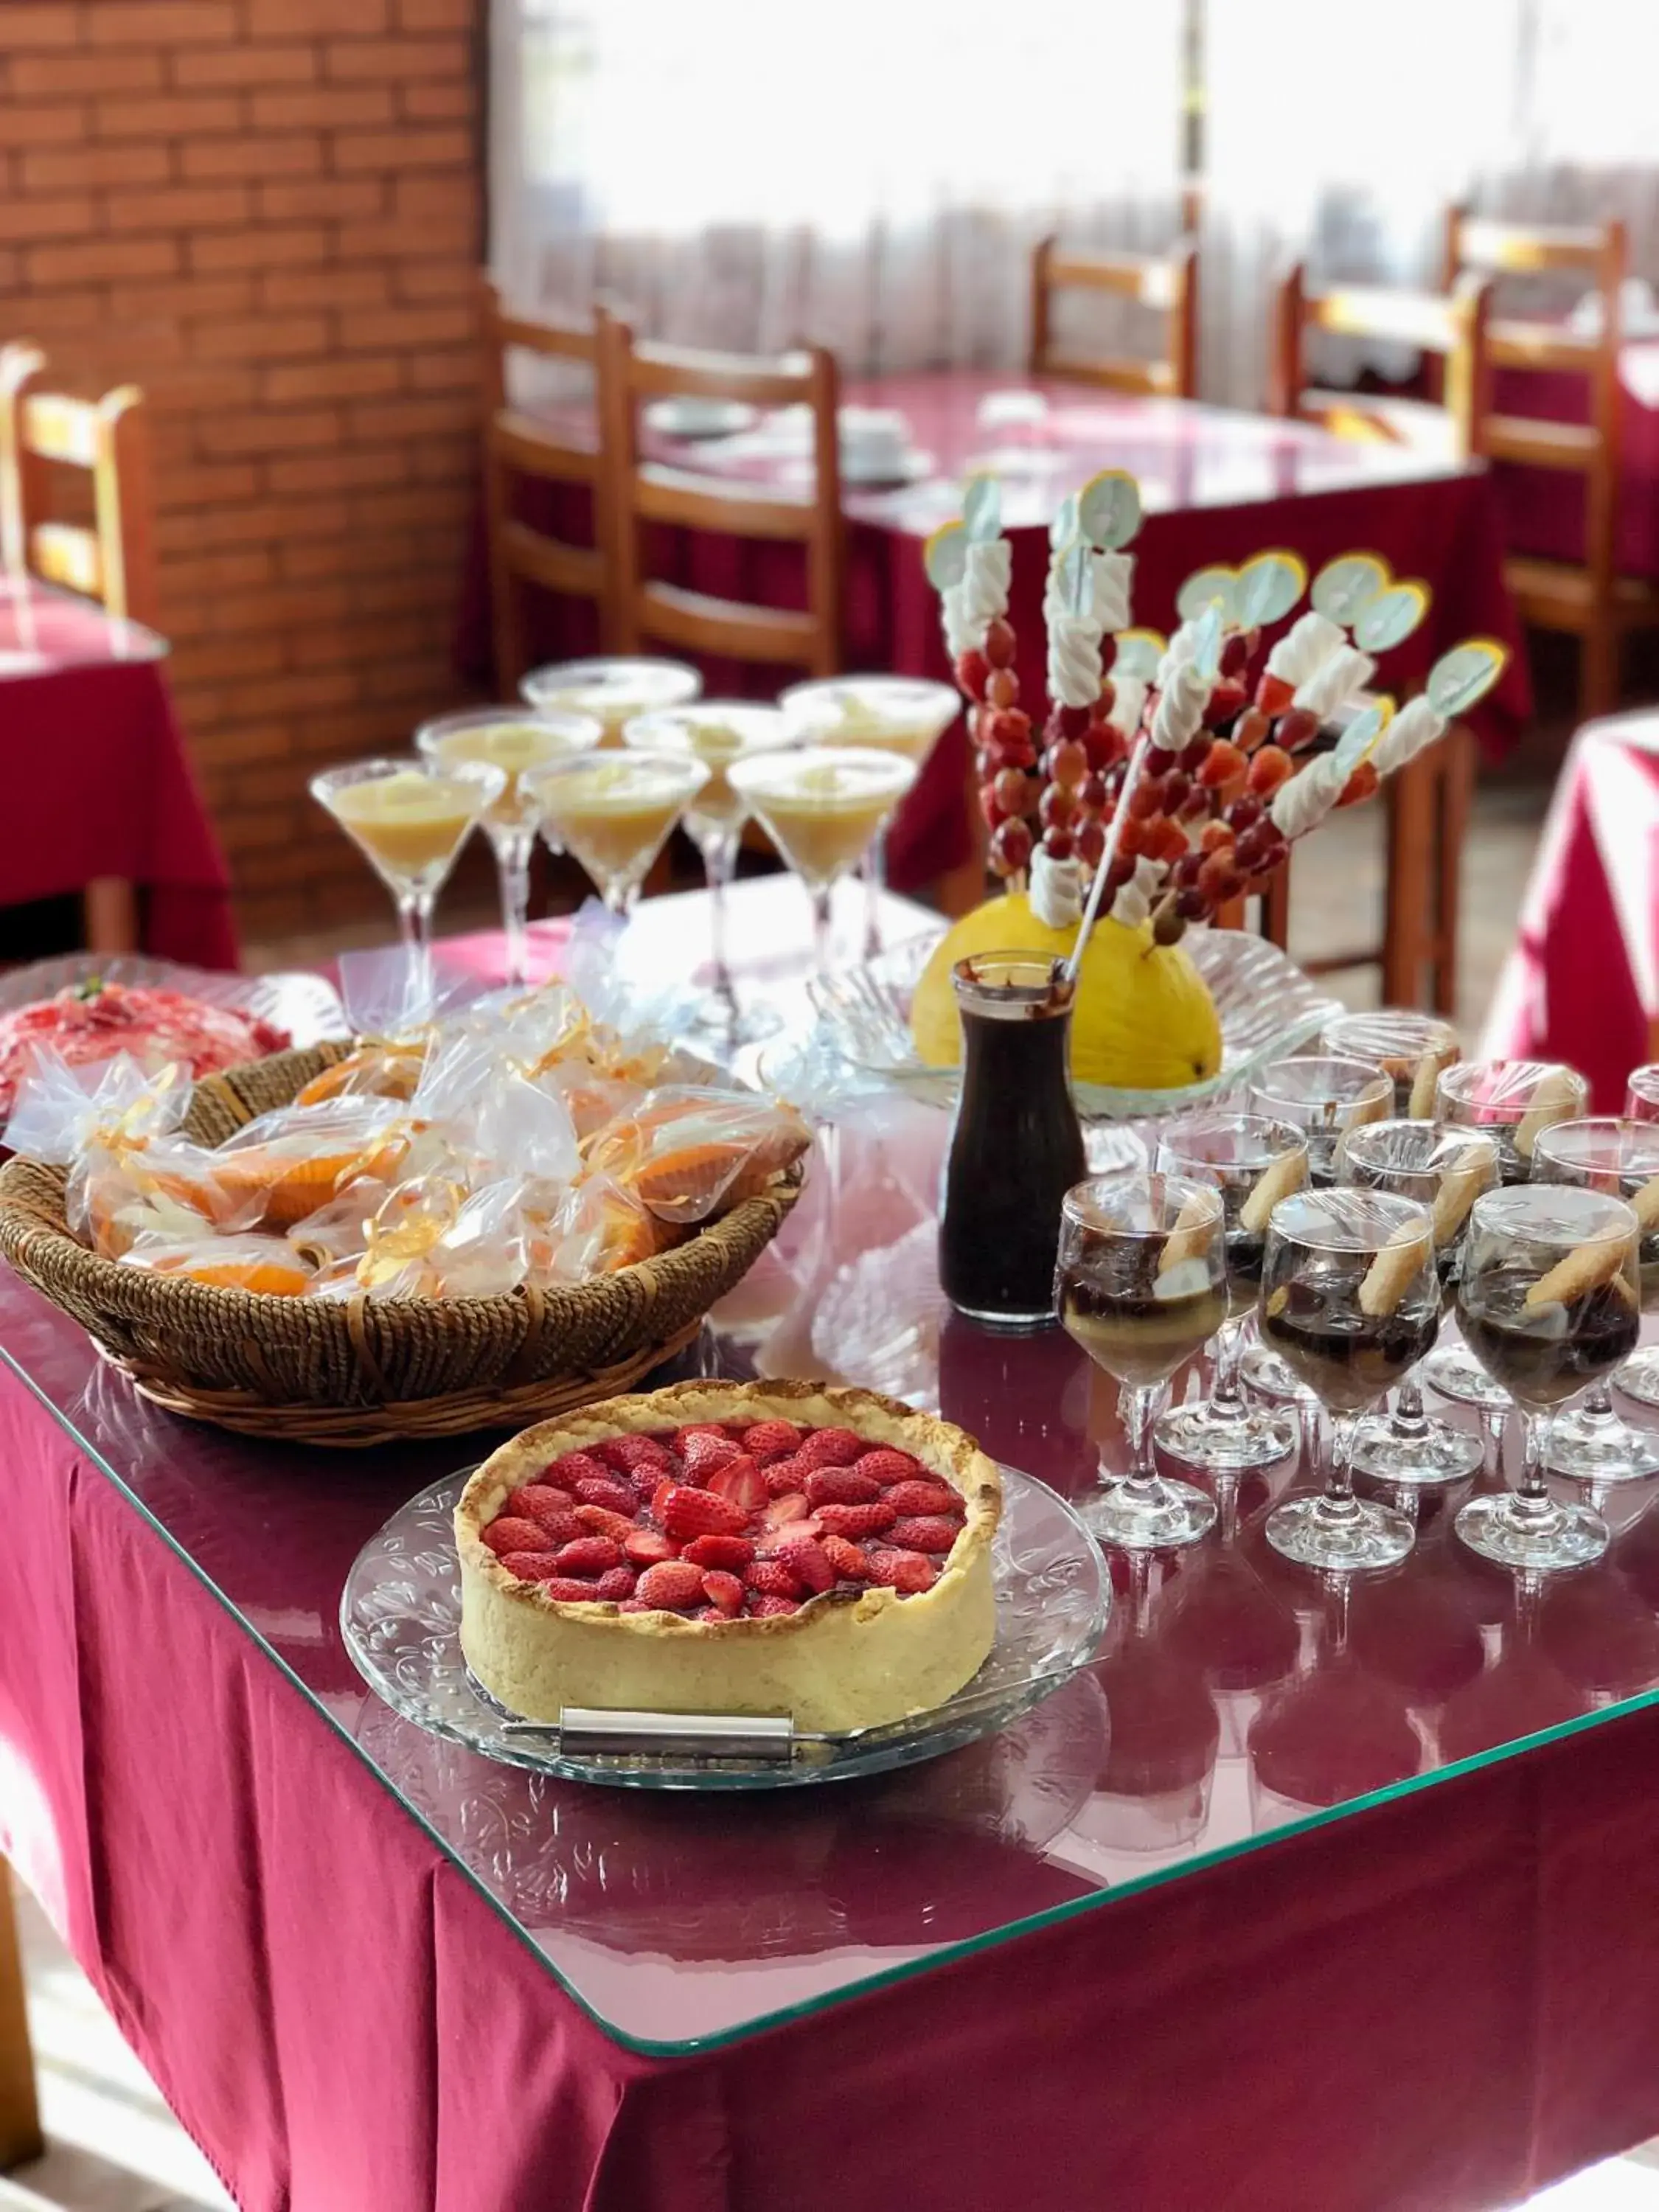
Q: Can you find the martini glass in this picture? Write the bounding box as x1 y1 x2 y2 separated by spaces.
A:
1321 1009 1461 1119
310 755 504 988
520 656 700 746
1528 1117 1659 1477
528 749 709 918
726 745 918 979
1337 1119 1498 1491
779 677 959 958
1151 1111 1308 1475
415 706 601 986
623 702 797 1044
1454 1184 1639 1571
1422 1057 1589 1414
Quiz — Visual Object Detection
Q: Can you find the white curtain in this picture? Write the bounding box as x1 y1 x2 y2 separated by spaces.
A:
490 0 1187 374
1200 0 1659 408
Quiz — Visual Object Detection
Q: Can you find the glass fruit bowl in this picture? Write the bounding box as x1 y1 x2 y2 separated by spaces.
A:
808 927 1343 1122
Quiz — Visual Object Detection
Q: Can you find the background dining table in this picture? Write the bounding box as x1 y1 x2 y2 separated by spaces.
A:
458 372 1534 889
7 882 1659 2212
1483 704 1659 1104
0 578 235 970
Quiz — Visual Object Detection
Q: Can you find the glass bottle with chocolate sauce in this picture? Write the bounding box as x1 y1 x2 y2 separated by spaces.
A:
939 952 1087 1329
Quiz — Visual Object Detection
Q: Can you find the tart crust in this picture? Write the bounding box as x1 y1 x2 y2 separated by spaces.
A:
455 1379 1003 1734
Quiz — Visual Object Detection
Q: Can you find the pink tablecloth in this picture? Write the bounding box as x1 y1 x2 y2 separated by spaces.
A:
1484 709 1659 1105
456 374 1531 891
0 582 236 968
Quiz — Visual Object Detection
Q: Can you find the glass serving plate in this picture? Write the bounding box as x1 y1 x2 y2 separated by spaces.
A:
808 926 1342 1121
0 952 350 1051
342 1463 1110 1791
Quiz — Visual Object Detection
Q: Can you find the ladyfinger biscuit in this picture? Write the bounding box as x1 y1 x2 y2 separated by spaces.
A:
1238 1148 1308 1236
1523 1236 1628 1310
1358 1222 1429 1317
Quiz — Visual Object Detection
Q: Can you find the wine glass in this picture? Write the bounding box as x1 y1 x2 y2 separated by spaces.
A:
726 745 918 979
623 702 796 1043
1259 1187 1440 1572
1627 1065 1659 1124
1321 1009 1461 1119
310 755 504 981
1248 1055 1394 1184
1435 1059 1588 1185
520 656 700 745
1422 1059 1590 1416
1528 1117 1659 1474
1454 1184 1640 1571
527 749 709 917
1151 1112 1308 1474
414 706 601 986
1336 1119 1498 1489
778 676 959 957
1240 1056 1392 1404
1055 1171 1228 1551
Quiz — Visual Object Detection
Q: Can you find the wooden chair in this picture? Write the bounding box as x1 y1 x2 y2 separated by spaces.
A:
1444 206 1658 720
1217 726 1474 1014
479 279 614 692
1029 235 1200 398
597 313 844 677
1265 267 1493 1011
1268 262 1493 460
0 1865 41 2172
0 344 157 955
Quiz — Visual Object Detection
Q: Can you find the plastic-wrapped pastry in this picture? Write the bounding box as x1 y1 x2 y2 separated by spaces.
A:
582 1087 811 1224
3 1048 244 1256
120 1231 314 1296
310 1175 540 1301
294 1037 430 1107
539 1173 672 1281
212 1096 414 1230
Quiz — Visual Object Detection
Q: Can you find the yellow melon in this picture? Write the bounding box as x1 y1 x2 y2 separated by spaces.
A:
911 897 1222 1091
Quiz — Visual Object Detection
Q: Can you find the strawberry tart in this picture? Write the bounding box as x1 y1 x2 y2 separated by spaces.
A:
455 1380 1002 1733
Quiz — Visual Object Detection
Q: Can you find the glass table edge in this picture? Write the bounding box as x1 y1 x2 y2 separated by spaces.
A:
10 1341 1658 2059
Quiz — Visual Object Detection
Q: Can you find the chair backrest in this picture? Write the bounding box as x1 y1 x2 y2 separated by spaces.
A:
1029 235 1200 399
1443 206 1626 592
597 312 844 677
1268 263 1492 464
479 278 613 687
0 343 156 626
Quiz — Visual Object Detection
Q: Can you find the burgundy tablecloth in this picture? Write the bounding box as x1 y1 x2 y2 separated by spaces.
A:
1491 349 1659 579
1484 709 1659 1106
456 375 1531 892
7 1350 1659 2211
0 586 235 969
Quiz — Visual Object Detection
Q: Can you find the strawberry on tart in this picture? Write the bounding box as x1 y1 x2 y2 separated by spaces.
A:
455 1380 1002 1733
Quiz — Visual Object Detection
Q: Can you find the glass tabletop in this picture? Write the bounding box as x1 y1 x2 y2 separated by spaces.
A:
0 574 167 674
7 930 1659 2057
522 370 1471 541
679 370 1474 535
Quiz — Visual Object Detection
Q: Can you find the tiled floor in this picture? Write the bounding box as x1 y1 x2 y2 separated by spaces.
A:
3 1879 229 2212
4 767 1644 2212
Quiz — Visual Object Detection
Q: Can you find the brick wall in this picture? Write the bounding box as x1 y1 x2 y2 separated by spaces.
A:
2 0 485 942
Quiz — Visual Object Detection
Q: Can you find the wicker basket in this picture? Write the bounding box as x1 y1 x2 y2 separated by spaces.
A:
0 1043 802 1447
